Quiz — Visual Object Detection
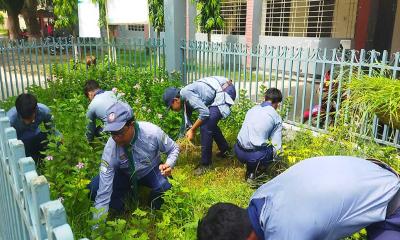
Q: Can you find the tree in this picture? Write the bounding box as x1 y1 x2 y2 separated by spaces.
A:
52 0 78 35
0 12 4 26
0 0 24 40
21 0 41 39
195 0 224 42
148 0 164 39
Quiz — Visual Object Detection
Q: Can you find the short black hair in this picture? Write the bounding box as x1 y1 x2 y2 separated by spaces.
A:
84 80 100 97
265 88 282 104
197 203 253 240
15 93 38 119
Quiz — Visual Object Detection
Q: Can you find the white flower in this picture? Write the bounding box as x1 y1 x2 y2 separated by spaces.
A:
46 155 53 161
157 114 163 119
76 162 85 169
112 87 118 93
58 197 64 203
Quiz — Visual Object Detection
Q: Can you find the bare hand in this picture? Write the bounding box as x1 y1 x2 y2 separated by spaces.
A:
185 129 194 141
159 163 172 177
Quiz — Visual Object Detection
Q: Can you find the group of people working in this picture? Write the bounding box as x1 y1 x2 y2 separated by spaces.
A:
6 75 400 239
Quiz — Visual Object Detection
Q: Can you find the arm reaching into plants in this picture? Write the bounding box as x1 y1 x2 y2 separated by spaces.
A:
93 156 116 220
86 107 97 142
270 120 283 158
186 119 203 141
157 126 180 176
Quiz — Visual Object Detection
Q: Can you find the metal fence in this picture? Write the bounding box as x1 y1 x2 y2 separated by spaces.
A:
0 37 165 100
0 109 73 240
181 40 400 148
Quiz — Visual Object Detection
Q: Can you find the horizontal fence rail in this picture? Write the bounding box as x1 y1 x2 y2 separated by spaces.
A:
181 40 400 148
0 37 165 100
0 109 74 240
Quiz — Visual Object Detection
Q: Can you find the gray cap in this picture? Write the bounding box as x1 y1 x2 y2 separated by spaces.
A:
162 87 180 107
103 102 134 132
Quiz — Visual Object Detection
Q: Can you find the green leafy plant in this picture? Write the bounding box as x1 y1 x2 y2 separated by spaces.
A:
194 0 225 42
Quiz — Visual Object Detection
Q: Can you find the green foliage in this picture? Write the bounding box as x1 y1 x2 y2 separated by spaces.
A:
194 0 225 40
344 75 400 129
148 0 164 35
53 0 78 32
0 12 4 26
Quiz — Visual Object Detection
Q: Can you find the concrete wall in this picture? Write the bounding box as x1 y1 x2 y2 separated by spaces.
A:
195 33 246 44
332 0 358 39
258 36 347 73
391 0 400 54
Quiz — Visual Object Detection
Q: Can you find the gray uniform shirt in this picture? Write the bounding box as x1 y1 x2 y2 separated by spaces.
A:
94 121 179 215
7 103 60 141
250 156 400 240
86 91 119 141
180 76 233 121
237 103 282 154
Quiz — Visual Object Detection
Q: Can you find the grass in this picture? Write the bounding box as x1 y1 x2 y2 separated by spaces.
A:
0 28 7 36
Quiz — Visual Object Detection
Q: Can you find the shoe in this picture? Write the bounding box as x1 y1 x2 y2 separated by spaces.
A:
216 149 232 159
193 165 211 176
246 172 257 185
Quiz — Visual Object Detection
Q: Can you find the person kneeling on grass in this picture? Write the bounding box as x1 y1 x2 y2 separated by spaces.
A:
234 88 283 183
84 79 120 142
88 102 179 219
198 156 400 240
162 76 236 176
7 93 61 162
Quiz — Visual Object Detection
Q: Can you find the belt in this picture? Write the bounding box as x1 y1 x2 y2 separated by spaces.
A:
367 158 400 217
237 141 270 152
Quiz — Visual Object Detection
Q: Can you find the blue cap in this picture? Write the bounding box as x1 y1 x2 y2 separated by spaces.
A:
103 102 134 132
162 87 180 107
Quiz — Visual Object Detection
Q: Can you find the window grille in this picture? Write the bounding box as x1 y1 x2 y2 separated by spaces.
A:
198 0 247 35
128 24 145 32
262 0 358 38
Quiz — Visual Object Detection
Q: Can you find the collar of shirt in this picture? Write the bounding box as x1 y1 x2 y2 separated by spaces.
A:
247 198 266 240
94 89 105 96
261 101 272 108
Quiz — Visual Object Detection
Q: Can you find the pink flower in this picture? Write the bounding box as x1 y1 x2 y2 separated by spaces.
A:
112 87 118 93
46 155 53 161
58 197 64 203
76 162 85 169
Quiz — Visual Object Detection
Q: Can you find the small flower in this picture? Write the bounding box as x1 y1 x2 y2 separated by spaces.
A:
112 87 118 93
58 197 64 203
157 114 163 119
142 106 147 111
119 92 126 96
135 99 140 104
133 84 140 89
46 155 53 161
147 108 151 113
76 162 85 169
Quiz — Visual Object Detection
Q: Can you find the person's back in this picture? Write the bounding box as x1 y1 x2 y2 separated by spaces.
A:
251 156 400 239
88 90 119 123
237 104 282 151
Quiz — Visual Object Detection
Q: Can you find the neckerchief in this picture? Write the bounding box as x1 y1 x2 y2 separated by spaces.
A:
247 198 266 240
123 122 140 198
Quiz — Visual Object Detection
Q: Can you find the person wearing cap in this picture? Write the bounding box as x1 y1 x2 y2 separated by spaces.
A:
197 156 400 240
162 76 236 176
84 80 120 141
235 88 283 183
88 102 179 218
7 93 61 162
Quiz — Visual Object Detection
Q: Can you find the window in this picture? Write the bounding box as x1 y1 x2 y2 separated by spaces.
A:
261 0 357 38
128 24 145 32
307 0 335 37
198 0 247 35
264 0 291 36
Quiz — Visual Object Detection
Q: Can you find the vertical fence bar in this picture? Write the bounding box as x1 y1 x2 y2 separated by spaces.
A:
300 48 310 124
292 48 302 122
22 41 30 90
255 46 260 102
316 49 327 129
28 42 35 87
11 44 20 95
17 41 25 93
274 46 280 88
268 47 274 88
307 49 318 126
